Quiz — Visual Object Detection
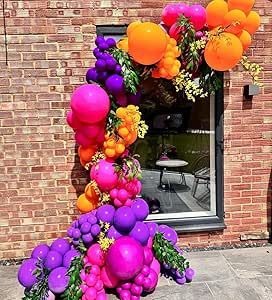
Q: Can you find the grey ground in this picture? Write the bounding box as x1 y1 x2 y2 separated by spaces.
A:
2 246 272 300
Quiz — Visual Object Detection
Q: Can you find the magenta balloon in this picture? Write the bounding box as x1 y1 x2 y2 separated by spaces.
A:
176 3 190 18
113 206 136 233
100 266 120 288
189 5 206 31
143 246 154 266
129 221 150 246
51 238 70 256
106 237 144 280
48 267 70 294
75 130 93 147
44 250 62 270
115 93 128 107
169 23 182 41
18 258 38 288
131 198 149 221
66 111 82 130
150 258 161 275
87 244 105 267
63 249 80 268
79 123 103 140
146 269 158 292
71 84 110 124
31 244 50 261
162 4 180 27
90 160 118 191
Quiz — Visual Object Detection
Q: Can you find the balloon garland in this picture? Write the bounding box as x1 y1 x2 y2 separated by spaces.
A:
18 1 261 300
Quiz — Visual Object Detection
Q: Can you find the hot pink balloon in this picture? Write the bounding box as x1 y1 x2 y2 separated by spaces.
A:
87 244 105 267
106 237 144 281
162 4 180 27
71 84 110 124
90 159 118 191
150 258 161 275
176 3 190 18
80 123 104 140
145 269 158 292
100 266 120 288
144 246 154 266
189 4 206 31
75 130 93 147
169 23 183 41
66 110 82 130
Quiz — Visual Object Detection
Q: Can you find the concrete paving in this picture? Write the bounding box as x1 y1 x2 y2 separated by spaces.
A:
1 246 272 300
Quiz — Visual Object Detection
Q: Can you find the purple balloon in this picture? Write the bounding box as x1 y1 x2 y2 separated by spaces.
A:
51 238 70 256
115 65 122 74
67 227 73 238
73 228 81 239
91 224 101 236
87 214 97 225
147 222 158 237
106 58 117 71
80 222 92 234
95 59 107 71
93 47 102 58
114 206 136 233
44 250 62 270
62 249 80 268
79 215 88 225
160 226 178 245
97 204 115 224
48 267 70 294
189 5 206 31
106 38 116 48
185 268 195 281
18 258 38 288
99 42 109 51
131 198 149 221
95 36 105 46
106 236 144 281
86 68 98 83
82 233 93 245
97 71 109 82
176 276 186 285
105 74 124 95
129 221 150 246
31 244 50 261
107 225 123 240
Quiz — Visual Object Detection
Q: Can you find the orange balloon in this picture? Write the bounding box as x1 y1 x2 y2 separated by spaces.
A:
117 37 128 52
85 183 99 202
238 30 252 51
206 0 229 28
76 193 98 213
128 22 168 65
243 11 261 34
127 21 141 36
223 9 246 35
228 0 255 15
78 145 96 164
204 32 243 71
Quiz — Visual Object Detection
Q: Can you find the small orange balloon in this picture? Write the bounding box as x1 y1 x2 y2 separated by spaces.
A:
128 22 168 65
243 11 261 35
85 183 99 202
117 37 128 52
76 193 98 213
238 30 252 51
228 0 255 15
223 9 246 35
127 21 141 36
206 0 229 28
204 32 243 71
78 145 96 164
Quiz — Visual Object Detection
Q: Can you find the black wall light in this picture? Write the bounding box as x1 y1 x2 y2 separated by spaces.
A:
243 84 260 101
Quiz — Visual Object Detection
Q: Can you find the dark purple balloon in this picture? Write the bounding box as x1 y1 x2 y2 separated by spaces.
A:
127 91 141 106
91 224 101 236
31 244 50 261
105 74 124 95
82 233 93 245
131 198 149 221
107 225 123 239
114 206 136 233
48 267 70 294
93 47 102 58
101 53 112 61
99 42 109 51
95 36 105 46
86 68 98 83
95 59 107 71
97 71 109 82
115 65 122 74
44 250 63 270
147 222 158 237
18 258 38 288
129 221 150 246
51 238 70 256
106 58 117 71
62 249 80 268
96 204 115 224
162 227 178 245
106 38 116 48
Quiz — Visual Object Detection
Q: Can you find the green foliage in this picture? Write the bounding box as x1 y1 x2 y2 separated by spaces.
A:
110 48 140 95
153 233 190 273
60 256 84 300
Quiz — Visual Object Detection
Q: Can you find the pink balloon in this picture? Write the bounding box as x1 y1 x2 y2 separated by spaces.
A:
106 237 144 281
114 198 123 208
75 130 93 147
146 269 158 292
189 5 206 31
100 266 120 288
66 110 82 130
162 4 180 27
71 84 110 124
143 247 154 266
90 159 118 192
176 3 190 18
147 237 153 249
169 23 183 41
87 244 105 267
96 291 108 300
85 287 97 300
80 123 103 140
150 258 161 275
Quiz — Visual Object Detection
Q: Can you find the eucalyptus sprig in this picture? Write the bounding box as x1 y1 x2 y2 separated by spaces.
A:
240 55 263 87
22 259 50 300
60 256 84 300
153 232 189 273
109 47 140 94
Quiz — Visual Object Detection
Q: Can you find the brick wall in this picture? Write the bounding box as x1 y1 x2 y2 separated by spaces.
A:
0 0 271 259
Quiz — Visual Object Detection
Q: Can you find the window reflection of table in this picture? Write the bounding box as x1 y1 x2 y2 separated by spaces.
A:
155 159 188 190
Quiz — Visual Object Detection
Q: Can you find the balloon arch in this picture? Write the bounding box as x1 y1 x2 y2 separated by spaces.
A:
18 1 261 300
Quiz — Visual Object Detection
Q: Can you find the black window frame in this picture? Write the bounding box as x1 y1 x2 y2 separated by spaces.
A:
96 25 225 233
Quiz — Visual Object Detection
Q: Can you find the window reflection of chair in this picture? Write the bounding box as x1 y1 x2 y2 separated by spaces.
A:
191 155 210 198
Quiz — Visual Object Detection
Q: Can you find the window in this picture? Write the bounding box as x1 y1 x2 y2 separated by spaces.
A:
96 25 225 232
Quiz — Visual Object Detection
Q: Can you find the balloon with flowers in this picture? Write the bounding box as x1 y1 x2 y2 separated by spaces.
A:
18 1 262 299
